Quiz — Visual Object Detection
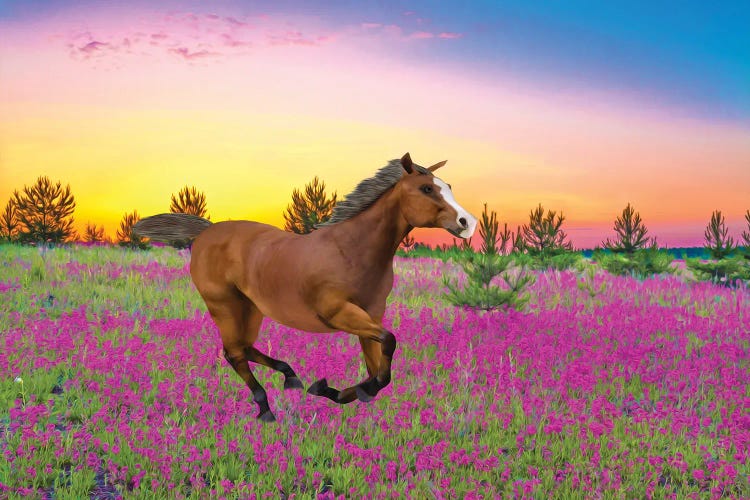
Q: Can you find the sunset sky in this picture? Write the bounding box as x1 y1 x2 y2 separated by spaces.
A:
1 0 748 248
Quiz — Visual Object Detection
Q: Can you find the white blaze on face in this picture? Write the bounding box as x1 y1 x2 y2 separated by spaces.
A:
432 177 477 238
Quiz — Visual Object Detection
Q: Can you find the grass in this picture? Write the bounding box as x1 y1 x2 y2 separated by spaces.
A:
0 243 748 498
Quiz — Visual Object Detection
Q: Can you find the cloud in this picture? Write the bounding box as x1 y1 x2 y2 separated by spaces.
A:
61 9 462 67
79 40 109 54
169 47 220 60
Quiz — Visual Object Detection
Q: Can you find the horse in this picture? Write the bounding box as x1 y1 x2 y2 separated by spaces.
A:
134 153 477 422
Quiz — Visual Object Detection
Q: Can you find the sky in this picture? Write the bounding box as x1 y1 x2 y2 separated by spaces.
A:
1 0 749 249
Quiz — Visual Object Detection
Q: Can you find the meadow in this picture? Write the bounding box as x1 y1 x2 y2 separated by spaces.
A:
0 244 748 499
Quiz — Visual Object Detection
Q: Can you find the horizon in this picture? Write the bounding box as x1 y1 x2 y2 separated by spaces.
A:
1 1 749 249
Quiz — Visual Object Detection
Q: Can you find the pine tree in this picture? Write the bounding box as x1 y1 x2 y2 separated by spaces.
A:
400 234 416 251
603 203 654 254
13 176 76 244
703 210 735 260
445 203 535 311
283 177 337 234
0 199 19 242
117 210 149 249
522 203 572 256
170 186 209 219
84 222 107 243
478 203 499 254
741 210 750 259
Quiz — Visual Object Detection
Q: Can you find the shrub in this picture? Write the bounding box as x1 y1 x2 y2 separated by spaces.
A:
685 256 750 287
593 244 676 278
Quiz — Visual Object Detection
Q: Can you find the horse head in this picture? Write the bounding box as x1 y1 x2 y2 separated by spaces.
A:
396 152 477 238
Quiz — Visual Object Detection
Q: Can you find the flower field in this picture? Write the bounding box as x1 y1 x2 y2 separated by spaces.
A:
1 244 748 498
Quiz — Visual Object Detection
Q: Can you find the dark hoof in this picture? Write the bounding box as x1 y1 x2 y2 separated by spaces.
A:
284 376 304 390
355 385 375 403
355 378 380 403
307 378 329 396
258 410 276 423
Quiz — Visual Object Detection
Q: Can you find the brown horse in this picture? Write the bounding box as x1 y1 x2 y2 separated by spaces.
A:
134 153 477 422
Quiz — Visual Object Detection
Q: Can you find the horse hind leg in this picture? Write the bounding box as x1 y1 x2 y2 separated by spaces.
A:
206 294 276 422
245 346 304 390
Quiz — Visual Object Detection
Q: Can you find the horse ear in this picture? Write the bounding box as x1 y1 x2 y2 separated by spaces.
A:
401 152 413 174
427 160 447 172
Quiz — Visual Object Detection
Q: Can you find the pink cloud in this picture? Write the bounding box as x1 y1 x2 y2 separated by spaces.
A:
169 47 220 60
59 9 461 67
79 40 109 54
220 33 250 48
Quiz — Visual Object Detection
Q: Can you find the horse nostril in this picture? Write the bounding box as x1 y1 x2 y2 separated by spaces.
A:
459 217 467 228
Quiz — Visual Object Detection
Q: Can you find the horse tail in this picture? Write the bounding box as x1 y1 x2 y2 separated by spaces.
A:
133 213 212 242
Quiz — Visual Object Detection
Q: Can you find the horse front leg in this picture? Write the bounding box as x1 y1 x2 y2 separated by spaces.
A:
308 301 396 404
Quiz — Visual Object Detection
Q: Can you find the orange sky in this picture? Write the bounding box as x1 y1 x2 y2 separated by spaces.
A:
1 3 749 249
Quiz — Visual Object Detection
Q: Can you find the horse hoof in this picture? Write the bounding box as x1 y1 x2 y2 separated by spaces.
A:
355 385 375 403
284 376 304 390
258 411 276 423
307 378 328 396
258 410 276 422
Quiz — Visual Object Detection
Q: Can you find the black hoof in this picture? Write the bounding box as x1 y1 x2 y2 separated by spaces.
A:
284 376 304 390
355 385 375 403
307 378 329 396
355 378 379 403
258 410 276 423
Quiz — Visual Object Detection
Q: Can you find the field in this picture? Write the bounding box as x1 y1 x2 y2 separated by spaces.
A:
1 244 748 499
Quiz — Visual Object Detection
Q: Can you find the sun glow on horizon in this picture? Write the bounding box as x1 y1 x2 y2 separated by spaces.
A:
1 2 748 249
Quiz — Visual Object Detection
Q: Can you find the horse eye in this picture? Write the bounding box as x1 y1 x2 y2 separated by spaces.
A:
421 185 433 194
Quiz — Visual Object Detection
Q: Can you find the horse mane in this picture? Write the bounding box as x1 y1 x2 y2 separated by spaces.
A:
316 158 430 227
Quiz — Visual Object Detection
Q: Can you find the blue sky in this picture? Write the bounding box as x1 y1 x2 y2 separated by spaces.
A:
3 0 748 122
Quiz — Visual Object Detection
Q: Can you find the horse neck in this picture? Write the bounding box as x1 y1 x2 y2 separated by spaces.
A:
326 187 411 267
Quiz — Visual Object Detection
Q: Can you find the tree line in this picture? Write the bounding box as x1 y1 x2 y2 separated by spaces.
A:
2 175 749 265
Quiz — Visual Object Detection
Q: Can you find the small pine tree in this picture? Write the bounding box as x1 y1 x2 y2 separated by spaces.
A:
603 203 654 254
445 205 535 312
117 210 149 249
401 234 416 251
479 203 499 254
444 253 535 311
703 210 735 260
283 177 337 234
522 204 572 256
741 210 750 259
170 186 209 219
512 225 525 254
13 176 77 244
84 222 107 243
0 199 19 242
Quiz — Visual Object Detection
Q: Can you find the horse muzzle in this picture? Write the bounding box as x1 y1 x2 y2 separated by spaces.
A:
445 214 477 239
